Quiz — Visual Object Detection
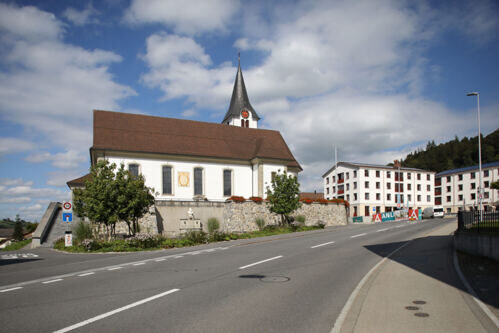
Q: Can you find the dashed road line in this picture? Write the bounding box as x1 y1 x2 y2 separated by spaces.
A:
155 258 167 262
0 287 23 293
53 289 180 333
311 241 335 249
350 233 366 238
239 256 283 270
77 272 95 277
133 262 146 266
108 267 123 271
376 228 390 232
42 279 63 284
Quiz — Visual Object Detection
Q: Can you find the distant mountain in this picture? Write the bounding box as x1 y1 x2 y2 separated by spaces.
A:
400 128 499 173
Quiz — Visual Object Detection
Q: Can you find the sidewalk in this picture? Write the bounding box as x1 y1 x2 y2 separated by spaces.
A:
338 222 498 333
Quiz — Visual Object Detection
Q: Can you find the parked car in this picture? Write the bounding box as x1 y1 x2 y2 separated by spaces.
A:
433 205 445 218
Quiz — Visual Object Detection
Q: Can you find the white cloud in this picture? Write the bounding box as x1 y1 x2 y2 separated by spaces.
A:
25 150 87 169
0 137 34 154
62 4 100 26
125 0 240 35
46 170 87 187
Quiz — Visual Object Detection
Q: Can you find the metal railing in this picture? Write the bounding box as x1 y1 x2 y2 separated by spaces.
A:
457 211 499 233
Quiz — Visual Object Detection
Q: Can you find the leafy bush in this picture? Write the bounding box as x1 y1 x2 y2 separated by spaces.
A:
184 231 207 244
73 221 93 242
81 239 100 251
209 231 229 242
317 220 326 229
126 233 160 249
263 224 279 232
0 239 31 251
255 217 265 230
207 218 220 233
295 215 306 223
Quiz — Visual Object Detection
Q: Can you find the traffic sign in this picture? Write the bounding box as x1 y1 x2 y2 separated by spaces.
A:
65 231 73 247
63 201 72 212
62 212 73 222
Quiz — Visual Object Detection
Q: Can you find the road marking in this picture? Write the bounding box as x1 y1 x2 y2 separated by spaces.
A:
350 233 366 238
376 228 389 232
133 262 146 266
395 225 405 228
108 267 122 271
0 287 23 293
239 256 283 270
155 258 167 262
53 288 180 333
173 255 184 259
311 241 335 249
77 272 95 277
42 279 63 284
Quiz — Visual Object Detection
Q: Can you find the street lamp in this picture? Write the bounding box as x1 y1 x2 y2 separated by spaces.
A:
467 92 482 222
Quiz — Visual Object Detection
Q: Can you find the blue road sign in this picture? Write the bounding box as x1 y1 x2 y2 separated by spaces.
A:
62 212 72 222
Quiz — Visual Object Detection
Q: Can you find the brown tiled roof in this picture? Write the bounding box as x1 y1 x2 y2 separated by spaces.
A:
92 110 301 169
299 192 324 200
67 173 91 187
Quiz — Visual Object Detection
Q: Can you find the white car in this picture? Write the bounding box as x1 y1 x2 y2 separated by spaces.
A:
433 205 445 218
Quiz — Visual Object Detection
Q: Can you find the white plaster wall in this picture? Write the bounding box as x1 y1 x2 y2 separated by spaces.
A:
228 112 258 128
263 164 289 197
105 155 253 201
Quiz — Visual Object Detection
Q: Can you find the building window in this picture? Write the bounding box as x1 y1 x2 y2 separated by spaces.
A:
458 174 463 181
417 184 421 191
458 184 463 191
354 193 358 201
376 182 380 189
427 174 430 181
333 176 336 182
333 186 336 193
484 192 489 199
408 194 412 202
354 182 357 189
387 193 391 200
326 177 329 184
408 173 411 180
365 206 370 217
354 170 357 178
408 184 412 191
417 195 421 201
470 172 475 179
376 170 380 177
347 184 350 191
387 171 391 178
365 181 369 188
447 196 451 202
162 166 172 194
346 172 350 180
365 170 369 177
347 194 350 201
365 193 369 200
387 182 391 190
194 167 203 195
427 195 431 202
471 193 475 200
484 181 489 188
271 172 277 181
376 193 381 200
470 183 476 190
400 194 404 203
447 186 451 192
427 185 431 191
223 169 232 196
484 170 489 177
417 173 421 180
354 206 358 216
327 188 330 195
458 194 463 201
446 176 451 182
128 164 139 177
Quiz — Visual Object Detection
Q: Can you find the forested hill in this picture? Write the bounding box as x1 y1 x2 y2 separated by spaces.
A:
400 128 499 173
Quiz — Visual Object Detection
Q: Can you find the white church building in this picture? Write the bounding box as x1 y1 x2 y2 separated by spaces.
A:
68 61 302 201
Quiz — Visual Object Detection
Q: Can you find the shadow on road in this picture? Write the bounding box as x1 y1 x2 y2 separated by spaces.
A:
364 234 499 311
0 258 42 266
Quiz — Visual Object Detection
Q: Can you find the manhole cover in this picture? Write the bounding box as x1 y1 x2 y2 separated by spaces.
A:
413 300 426 305
405 306 419 311
414 312 429 317
260 276 290 283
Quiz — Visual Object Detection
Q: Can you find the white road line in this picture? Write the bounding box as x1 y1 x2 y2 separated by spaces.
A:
53 289 180 333
133 262 146 266
311 241 335 249
173 255 183 259
0 287 23 293
376 228 389 232
155 258 167 262
108 267 122 271
350 233 366 238
77 272 95 277
42 279 63 284
395 225 405 228
239 256 283 270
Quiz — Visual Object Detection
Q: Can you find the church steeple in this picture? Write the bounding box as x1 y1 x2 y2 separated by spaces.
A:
222 56 260 128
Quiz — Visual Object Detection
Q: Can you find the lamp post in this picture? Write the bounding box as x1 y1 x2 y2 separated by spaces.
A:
467 92 482 222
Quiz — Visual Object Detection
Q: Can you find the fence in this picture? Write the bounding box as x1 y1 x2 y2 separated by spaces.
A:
457 211 499 233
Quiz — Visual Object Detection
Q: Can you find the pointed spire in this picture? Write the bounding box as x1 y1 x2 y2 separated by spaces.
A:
222 55 260 124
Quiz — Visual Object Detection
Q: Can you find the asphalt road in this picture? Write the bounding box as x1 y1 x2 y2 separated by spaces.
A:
0 218 454 332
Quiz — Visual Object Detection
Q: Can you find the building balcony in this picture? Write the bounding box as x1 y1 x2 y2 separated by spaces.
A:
338 178 344 184
338 189 345 194
435 189 441 196
435 180 441 187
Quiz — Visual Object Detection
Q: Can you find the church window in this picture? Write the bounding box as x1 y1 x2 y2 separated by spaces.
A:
194 167 203 195
128 164 139 177
241 119 244 127
162 166 172 195
223 170 232 196
246 119 249 127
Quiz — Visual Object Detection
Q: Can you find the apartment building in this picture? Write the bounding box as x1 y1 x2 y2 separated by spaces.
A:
323 162 435 217
434 161 499 213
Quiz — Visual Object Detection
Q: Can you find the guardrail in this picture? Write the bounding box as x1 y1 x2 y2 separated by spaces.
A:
457 211 499 233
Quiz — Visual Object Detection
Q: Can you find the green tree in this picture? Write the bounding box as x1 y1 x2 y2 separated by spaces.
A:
115 164 155 236
491 180 499 190
265 171 301 225
12 214 24 241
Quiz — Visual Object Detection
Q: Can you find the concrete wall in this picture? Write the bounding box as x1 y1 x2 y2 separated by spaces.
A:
454 231 499 262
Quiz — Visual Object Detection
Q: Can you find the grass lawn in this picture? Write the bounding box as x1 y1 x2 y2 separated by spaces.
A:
0 239 32 251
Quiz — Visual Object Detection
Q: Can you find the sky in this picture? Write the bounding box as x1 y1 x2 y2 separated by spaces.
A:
0 0 498 221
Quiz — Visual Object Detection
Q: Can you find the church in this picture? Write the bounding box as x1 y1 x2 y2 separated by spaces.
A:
67 61 302 201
